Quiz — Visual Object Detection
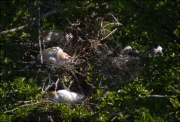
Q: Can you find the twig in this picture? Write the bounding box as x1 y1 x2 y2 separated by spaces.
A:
100 28 118 41
48 115 54 122
44 84 53 92
67 18 81 26
41 73 52 92
103 22 121 29
110 14 122 26
110 111 123 121
55 79 60 91
70 71 80 84
68 80 74 89
17 100 37 104
100 14 122 41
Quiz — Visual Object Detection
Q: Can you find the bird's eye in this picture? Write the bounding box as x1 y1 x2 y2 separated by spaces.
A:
65 54 68 58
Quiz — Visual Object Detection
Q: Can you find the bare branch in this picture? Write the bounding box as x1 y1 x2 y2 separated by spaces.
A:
68 80 74 89
100 28 117 41
4 101 41 114
110 14 122 26
140 94 173 100
48 115 54 122
38 0 43 64
100 14 122 41
55 79 60 91
44 84 52 92
0 9 62 35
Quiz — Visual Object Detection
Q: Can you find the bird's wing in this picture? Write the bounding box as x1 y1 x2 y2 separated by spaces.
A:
56 90 84 102
56 90 72 102
43 47 63 55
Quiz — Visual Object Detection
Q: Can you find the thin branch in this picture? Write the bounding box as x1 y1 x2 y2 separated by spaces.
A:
110 14 122 26
38 0 43 64
55 79 60 91
17 100 37 104
44 84 52 92
48 115 54 122
41 73 52 92
68 80 74 89
4 101 41 114
140 94 173 100
100 28 117 41
110 111 123 121
0 9 62 35
100 14 122 41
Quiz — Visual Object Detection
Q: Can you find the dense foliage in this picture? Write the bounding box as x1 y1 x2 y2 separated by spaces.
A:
1 0 180 121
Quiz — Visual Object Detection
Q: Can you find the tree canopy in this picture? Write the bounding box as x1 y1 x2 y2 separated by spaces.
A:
1 0 180 121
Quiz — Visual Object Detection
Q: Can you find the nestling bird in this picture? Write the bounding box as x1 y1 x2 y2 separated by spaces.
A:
121 46 133 55
48 89 85 103
41 30 73 43
147 46 163 57
37 47 73 64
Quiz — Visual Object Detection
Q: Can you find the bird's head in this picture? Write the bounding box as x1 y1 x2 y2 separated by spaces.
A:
156 46 163 51
57 52 73 60
156 46 163 56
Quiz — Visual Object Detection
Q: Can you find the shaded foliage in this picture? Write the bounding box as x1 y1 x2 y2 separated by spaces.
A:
1 0 180 121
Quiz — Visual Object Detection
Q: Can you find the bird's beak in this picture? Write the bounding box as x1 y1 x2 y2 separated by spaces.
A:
68 55 73 59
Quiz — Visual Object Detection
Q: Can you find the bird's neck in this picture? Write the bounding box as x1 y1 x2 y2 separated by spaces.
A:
49 91 56 97
57 52 65 60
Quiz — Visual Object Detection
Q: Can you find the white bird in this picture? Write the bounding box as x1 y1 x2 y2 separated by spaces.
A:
147 46 163 57
121 46 133 55
48 89 85 102
37 47 73 64
41 30 73 43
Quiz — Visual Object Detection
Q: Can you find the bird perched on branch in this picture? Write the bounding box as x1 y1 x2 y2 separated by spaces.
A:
147 46 163 57
37 47 73 64
48 89 85 103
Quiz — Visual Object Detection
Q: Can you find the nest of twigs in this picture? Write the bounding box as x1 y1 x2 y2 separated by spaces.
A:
37 14 143 97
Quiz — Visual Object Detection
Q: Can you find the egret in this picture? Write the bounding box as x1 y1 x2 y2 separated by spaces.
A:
41 30 73 43
48 89 85 103
37 47 73 64
147 46 163 57
121 46 133 55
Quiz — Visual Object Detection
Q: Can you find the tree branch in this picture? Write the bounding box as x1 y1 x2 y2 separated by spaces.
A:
100 14 122 42
0 9 62 35
140 94 173 100
4 101 41 114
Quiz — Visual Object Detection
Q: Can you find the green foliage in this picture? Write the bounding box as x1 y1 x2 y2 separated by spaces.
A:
85 64 94 82
0 77 40 122
1 0 180 121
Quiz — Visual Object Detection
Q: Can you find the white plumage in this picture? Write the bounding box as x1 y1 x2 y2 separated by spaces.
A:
147 46 163 57
49 90 85 102
156 46 163 53
41 30 73 43
37 47 73 64
121 46 133 55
